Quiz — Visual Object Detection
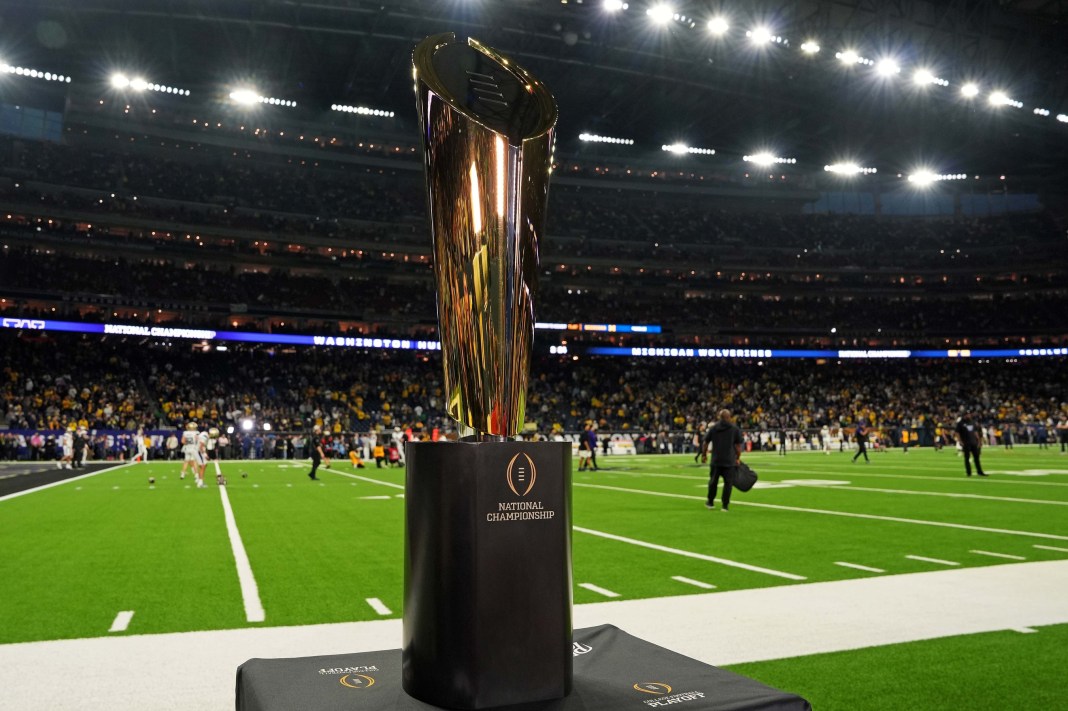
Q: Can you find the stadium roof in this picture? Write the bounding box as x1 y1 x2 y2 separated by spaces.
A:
2 0 1067 178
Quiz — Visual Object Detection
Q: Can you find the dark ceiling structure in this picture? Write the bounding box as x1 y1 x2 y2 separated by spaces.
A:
1 0 1066 177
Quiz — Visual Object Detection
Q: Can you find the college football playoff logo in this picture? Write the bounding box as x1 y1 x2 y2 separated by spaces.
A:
339 674 376 689
634 682 672 695
506 452 537 497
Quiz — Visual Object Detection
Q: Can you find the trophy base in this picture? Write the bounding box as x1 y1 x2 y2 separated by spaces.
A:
403 440 573 709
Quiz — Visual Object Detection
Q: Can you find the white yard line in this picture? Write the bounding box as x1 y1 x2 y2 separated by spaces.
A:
906 555 960 567
970 550 1026 561
575 482 1068 542
772 466 1068 488
1011 627 1038 634
0 462 137 502
218 486 266 623
359 496 392 500
1034 544 1068 553
574 525 806 581
671 576 716 590
365 598 392 616
835 562 885 573
107 611 134 633
326 471 404 490
578 582 620 598
798 484 1068 506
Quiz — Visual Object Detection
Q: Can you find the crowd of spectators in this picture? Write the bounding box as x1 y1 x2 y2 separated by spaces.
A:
3 133 1063 271
2 335 1065 461
3 244 1064 345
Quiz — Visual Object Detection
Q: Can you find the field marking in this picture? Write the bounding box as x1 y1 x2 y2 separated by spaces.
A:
575 482 1068 542
218 486 266 623
108 611 134 633
326 471 404 490
971 550 1026 561
578 582 620 598
835 562 886 573
906 555 960 567
671 576 716 590
1012 627 1038 634
775 466 1068 488
789 484 1068 506
574 525 806 581
1034 544 1068 553
359 496 392 500
366 598 392 615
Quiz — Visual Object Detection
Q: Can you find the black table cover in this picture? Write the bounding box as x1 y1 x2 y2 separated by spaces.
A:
236 625 810 711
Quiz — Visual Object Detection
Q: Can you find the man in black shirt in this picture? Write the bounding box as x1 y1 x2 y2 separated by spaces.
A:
308 425 330 481
700 409 744 512
852 422 870 463
954 412 987 477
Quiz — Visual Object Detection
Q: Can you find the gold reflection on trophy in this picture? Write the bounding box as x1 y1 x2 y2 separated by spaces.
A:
414 33 557 436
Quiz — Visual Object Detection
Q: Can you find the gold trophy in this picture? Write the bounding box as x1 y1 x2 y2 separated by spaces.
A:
404 34 572 709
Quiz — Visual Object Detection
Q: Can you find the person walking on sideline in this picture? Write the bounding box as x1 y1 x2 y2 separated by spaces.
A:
700 409 743 512
852 421 870 463
955 411 988 477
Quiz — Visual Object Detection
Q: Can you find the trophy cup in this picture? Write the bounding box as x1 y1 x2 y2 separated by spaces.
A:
404 34 572 709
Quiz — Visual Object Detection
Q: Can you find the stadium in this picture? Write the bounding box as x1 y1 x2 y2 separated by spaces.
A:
1 0 1066 708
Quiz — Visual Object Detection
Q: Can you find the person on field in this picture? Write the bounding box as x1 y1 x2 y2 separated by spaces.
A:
954 411 987 477
308 425 330 480
852 421 870 463
700 409 743 512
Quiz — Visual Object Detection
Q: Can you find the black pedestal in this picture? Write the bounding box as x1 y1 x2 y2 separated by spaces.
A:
403 440 573 710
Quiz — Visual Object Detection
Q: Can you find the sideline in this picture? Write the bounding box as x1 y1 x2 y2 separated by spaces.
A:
0 461 137 502
1 561 1065 710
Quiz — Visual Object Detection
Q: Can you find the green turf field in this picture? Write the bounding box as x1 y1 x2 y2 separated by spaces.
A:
2 446 1066 708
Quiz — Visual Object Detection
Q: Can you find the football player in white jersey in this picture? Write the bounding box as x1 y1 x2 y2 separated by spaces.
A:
180 422 199 480
58 428 74 469
194 428 211 488
133 427 149 463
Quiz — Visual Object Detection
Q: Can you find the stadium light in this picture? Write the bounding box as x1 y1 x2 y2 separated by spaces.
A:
230 88 296 107
907 170 937 186
824 163 876 175
646 4 673 25
331 103 395 118
988 91 1023 109
913 69 949 87
110 71 191 96
743 153 796 165
579 132 634 145
1033 108 1050 117
800 41 820 54
263 422 272 432
707 17 729 35
960 83 980 98
241 418 254 431
1058 114 1068 123
1 62 71 83
875 59 900 77
662 143 715 155
603 0 628 11
835 50 873 66
907 171 967 185
746 27 784 45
